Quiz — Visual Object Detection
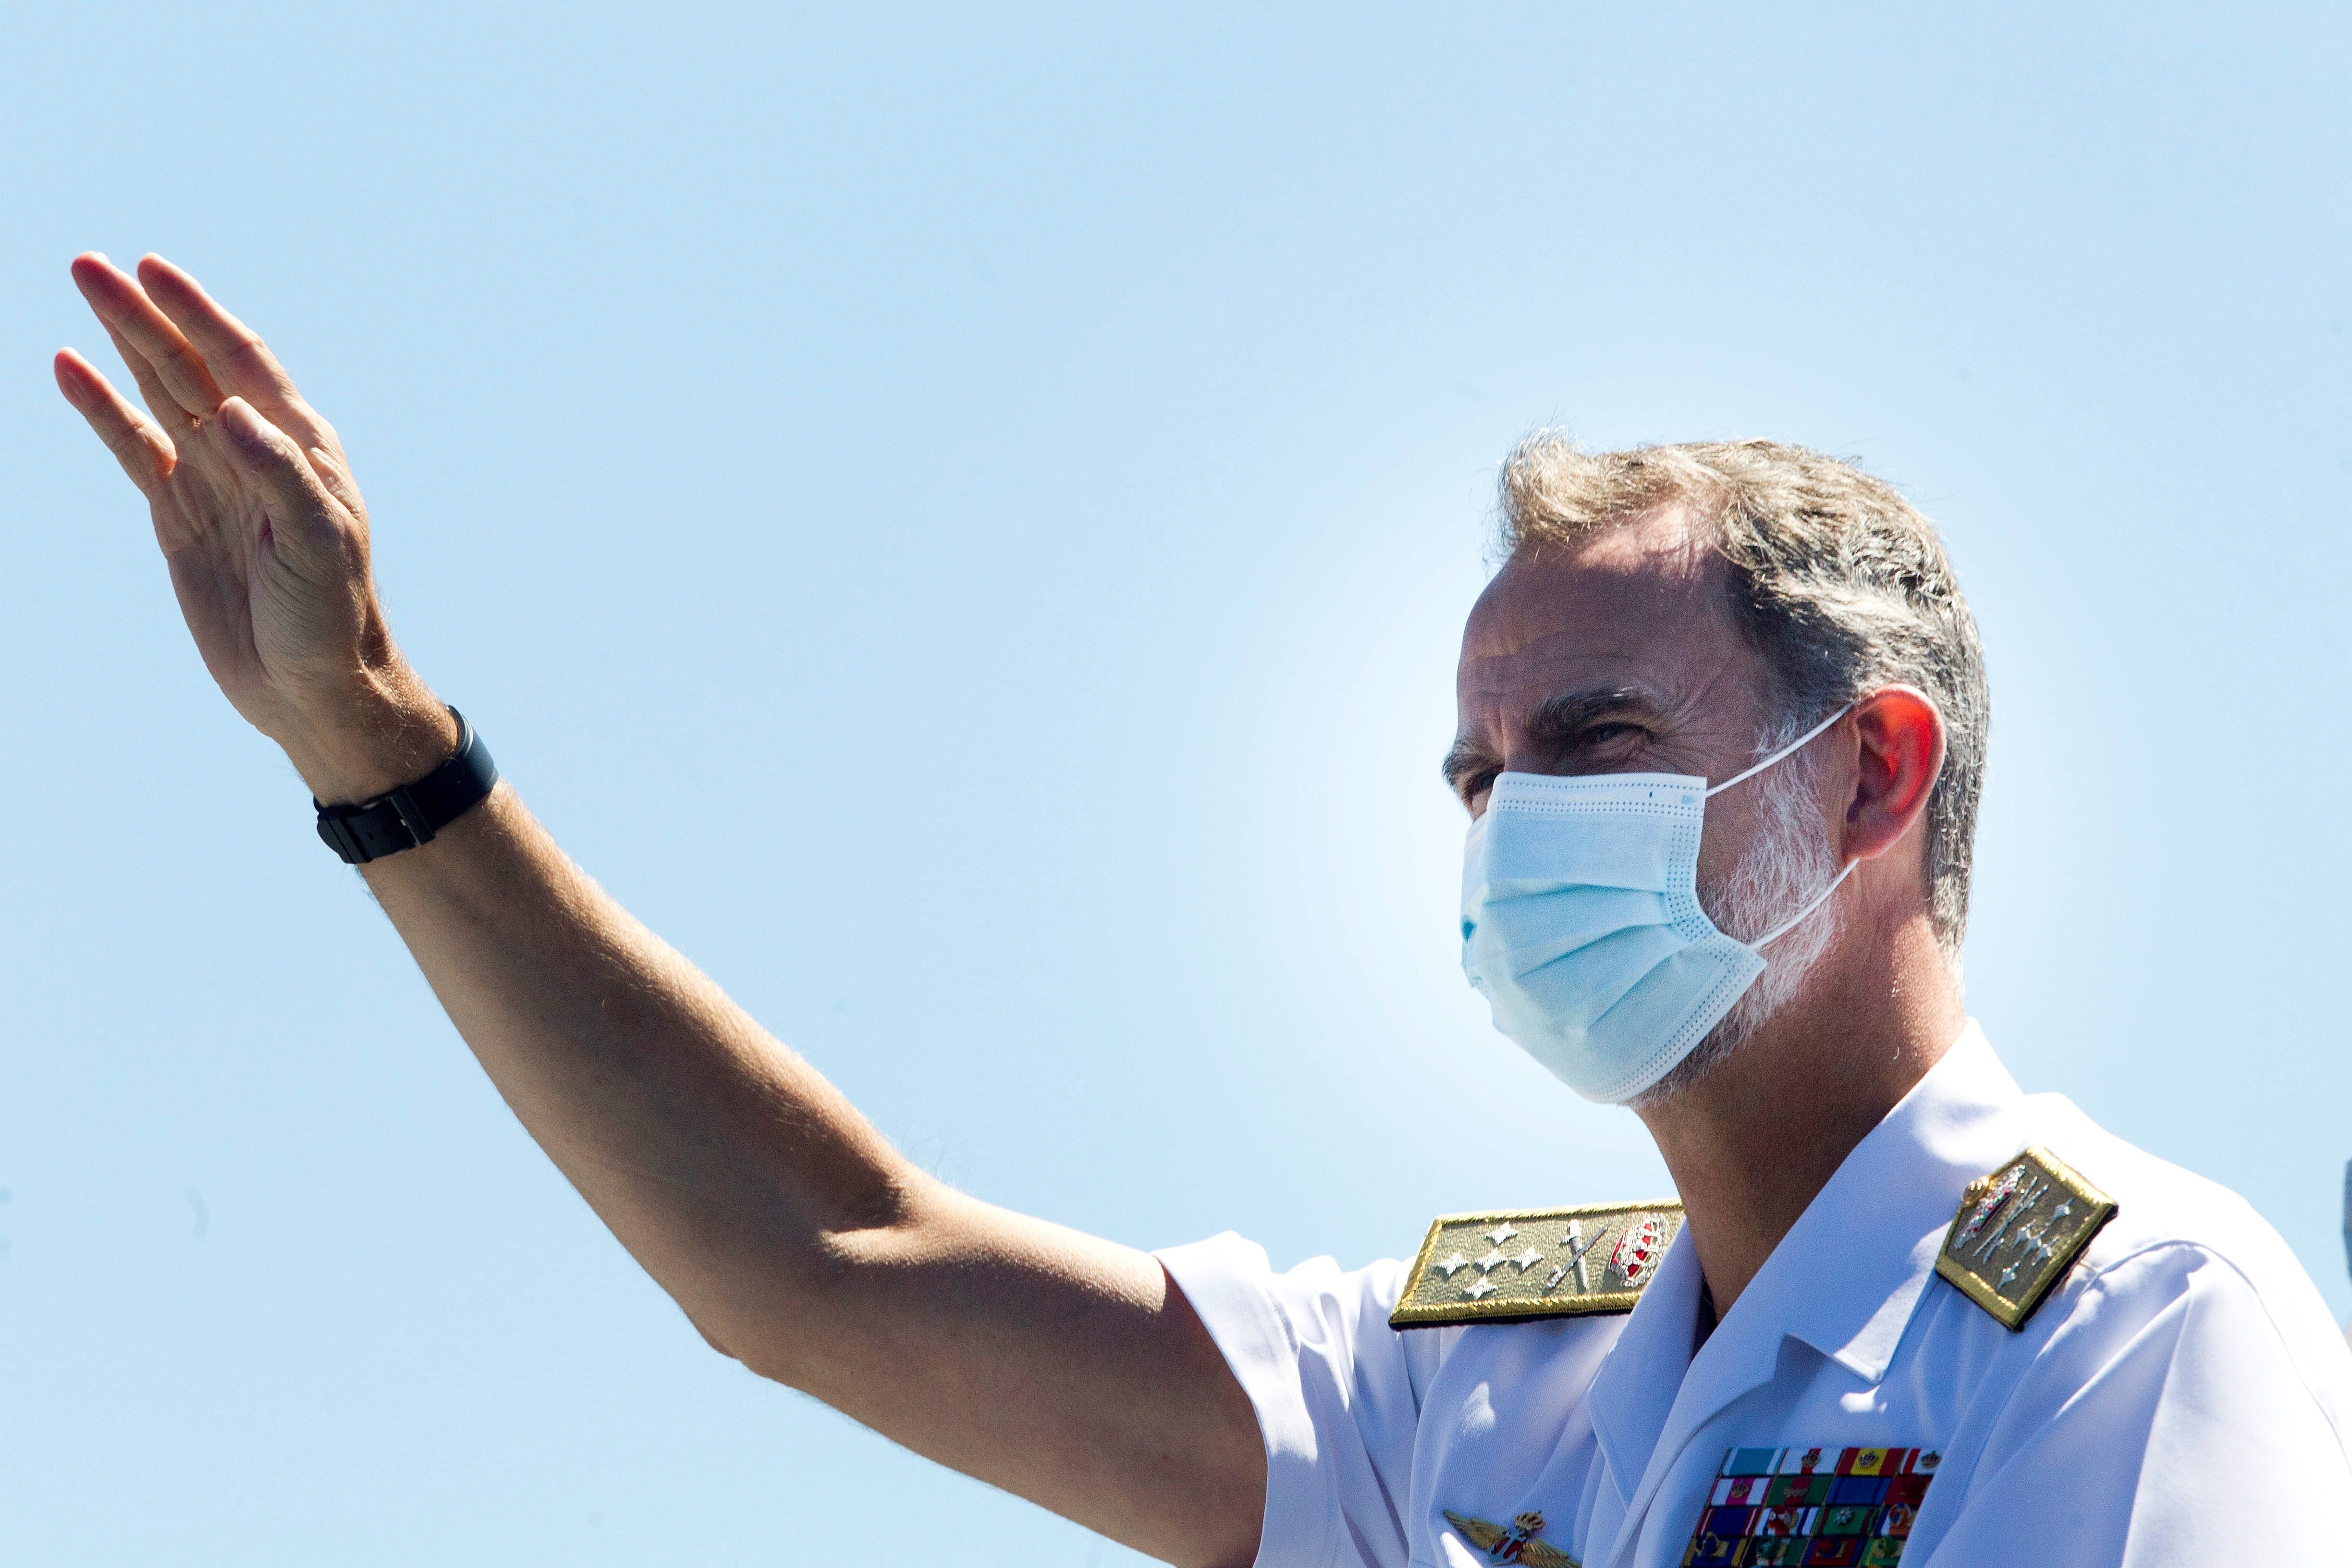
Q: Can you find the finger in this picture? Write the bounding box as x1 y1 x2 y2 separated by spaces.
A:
214 397 348 563
97 317 189 434
70 252 225 419
54 349 176 493
138 255 308 416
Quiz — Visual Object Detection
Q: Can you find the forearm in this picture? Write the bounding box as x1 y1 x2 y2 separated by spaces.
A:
355 778 925 1360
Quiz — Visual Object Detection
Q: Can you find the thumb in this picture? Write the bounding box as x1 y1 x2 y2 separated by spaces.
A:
215 395 351 562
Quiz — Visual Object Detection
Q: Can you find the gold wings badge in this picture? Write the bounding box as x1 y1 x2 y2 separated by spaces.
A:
1442 1509 1580 1568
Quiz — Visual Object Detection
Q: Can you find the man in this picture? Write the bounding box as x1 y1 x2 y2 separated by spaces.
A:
54 252 2352 1567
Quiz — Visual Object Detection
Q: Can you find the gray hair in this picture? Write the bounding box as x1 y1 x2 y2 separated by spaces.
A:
1496 432 1989 958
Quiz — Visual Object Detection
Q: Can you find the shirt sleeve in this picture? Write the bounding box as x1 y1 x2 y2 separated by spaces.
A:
1921 1240 2352 1567
1157 1233 1447 1568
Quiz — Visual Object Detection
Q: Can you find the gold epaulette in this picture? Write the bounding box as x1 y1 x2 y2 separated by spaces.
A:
1934 1145 2117 1331
1390 1201 1682 1329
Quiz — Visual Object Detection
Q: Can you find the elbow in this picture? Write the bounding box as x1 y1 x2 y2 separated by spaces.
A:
686 1172 953 1391
679 1292 823 1388
687 1235 912 1393
731 1331 820 1391
695 1312 828 1392
685 1309 745 1366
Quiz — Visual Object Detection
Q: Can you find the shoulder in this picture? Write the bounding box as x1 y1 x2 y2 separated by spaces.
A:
1932 1092 2332 1326
2024 1095 2332 1322
1907 1098 2352 1528
1947 1096 2352 1451
1159 1230 1417 1348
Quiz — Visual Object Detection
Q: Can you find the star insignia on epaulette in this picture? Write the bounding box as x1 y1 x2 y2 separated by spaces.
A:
1391 1201 1680 1328
1935 1145 2116 1331
1444 1508 1579 1567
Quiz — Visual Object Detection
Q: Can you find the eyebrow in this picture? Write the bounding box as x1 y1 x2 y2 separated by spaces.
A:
1441 685 1663 794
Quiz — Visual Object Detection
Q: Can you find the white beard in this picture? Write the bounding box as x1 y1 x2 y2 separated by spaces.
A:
1632 742 1841 1108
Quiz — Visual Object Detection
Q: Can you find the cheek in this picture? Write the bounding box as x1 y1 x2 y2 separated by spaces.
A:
1692 796 1754 891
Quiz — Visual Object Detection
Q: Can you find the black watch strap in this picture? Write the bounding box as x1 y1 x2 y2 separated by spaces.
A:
314 708 499 865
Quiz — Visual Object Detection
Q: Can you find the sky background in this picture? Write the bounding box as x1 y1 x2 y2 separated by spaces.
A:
3 4 2349 1563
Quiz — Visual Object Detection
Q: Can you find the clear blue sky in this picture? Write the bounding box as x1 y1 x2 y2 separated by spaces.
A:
4 5 2348 1563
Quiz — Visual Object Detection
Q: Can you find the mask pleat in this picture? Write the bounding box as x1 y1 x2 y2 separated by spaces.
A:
1501 923 1690 1022
1482 796 1688 892
1469 887 1668 976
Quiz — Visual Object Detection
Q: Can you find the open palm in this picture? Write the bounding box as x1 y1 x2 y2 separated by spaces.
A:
56 254 424 788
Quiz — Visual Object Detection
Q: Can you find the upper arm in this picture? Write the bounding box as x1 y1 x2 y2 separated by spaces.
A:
754 1185 1269 1568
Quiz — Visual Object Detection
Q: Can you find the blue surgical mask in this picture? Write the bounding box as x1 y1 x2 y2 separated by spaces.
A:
1459 706 1855 1104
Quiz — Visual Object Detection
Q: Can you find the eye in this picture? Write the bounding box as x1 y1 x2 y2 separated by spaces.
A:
1584 722 1642 747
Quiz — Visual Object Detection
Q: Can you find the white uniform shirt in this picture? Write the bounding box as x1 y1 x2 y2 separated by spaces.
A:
1159 1024 2352 1567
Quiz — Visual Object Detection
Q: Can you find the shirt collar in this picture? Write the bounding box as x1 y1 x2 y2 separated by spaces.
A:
1751 1018 2024 1381
1585 1020 2024 1494
1586 1205 1707 1496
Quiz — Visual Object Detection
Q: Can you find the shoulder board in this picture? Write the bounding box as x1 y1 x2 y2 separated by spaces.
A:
1934 1144 2117 1331
1390 1201 1682 1329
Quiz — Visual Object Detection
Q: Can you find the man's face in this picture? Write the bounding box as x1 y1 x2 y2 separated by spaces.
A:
1448 507 1799 899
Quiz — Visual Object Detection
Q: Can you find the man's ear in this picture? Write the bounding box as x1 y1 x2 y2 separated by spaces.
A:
1840 686 1945 863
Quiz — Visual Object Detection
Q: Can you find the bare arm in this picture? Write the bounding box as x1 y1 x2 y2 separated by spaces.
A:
54 253 1265 1568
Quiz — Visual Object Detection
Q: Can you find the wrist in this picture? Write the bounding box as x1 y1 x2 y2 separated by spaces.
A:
312 706 498 865
279 669 462 806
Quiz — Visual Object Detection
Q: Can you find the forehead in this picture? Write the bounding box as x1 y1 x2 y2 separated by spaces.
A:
1456 507 1756 725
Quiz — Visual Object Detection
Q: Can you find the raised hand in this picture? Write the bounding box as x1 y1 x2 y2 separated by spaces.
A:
55 253 453 802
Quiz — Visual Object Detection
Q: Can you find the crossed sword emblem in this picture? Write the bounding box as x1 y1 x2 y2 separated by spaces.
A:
1543 1219 1603 1294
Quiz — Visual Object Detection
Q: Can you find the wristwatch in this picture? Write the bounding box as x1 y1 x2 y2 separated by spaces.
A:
314 707 499 865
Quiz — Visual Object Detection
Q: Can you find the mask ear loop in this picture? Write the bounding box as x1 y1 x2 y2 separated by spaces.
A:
1703 702 1856 798
1703 702 1860 948
1752 859 1857 948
